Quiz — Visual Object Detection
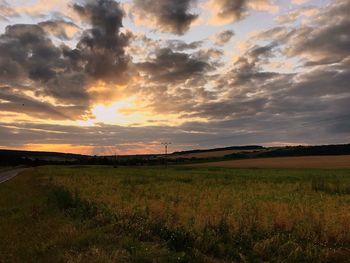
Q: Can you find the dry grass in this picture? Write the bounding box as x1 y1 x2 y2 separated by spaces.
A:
50 166 350 262
170 149 257 159
1 165 350 262
192 155 350 169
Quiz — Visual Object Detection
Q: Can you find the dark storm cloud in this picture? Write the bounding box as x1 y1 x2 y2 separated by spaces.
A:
0 0 349 151
286 22 350 66
0 23 89 106
131 0 198 35
71 0 132 82
133 40 274 117
252 0 350 127
222 43 279 88
107 0 350 147
185 98 268 120
130 42 220 116
0 24 62 84
137 48 212 84
171 0 350 136
0 86 87 120
189 43 339 122
287 63 350 98
214 30 234 45
284 0 350 65
0 0 131 119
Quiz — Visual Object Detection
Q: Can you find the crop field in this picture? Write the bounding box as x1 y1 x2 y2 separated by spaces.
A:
1 165 350 262
169 149 259 159
193 155 350 169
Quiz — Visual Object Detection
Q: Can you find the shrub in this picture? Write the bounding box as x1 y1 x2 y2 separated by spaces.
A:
47 186 81 211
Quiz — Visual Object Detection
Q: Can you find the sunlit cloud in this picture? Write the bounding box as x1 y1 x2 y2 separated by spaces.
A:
0 0 349 154
90 98 145 126
206 0 279 25
291 0 310 5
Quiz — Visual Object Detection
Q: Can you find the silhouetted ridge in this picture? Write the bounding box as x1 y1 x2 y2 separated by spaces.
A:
173 145 264 155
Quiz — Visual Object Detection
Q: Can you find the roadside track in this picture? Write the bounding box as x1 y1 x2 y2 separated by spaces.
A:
0 168 27 184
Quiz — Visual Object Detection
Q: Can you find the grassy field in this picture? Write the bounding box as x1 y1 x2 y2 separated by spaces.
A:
1 165 350 262
192 155 350 169
0 166 14 172
170 149 258 159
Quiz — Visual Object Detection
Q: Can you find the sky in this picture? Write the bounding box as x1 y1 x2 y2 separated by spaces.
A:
0 0 349 155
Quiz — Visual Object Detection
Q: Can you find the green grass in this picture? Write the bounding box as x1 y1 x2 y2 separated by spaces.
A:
1 165 350 262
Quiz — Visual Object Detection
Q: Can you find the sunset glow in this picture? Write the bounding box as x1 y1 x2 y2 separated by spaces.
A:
0 0 349 155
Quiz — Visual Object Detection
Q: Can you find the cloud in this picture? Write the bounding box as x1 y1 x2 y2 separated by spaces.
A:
291 0 309 5
166 40 203 51
275 6 319 24
0 23 92 108
284 0 350 65
38 20 80 40
141 0 350 143
1 0 350 153
136 48 213 84
131 0 198 35
130 43 221 116
207 0 279 25
214 30 235 45
0 0 18 21
72 0 132 82
0 24 65 85
10 0 72 19
0 0 133 120
1 99 349 154
0 86 88 120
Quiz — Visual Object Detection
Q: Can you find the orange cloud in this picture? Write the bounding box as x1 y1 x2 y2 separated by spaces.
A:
206 0 279 26
291 0 309 5
18 144 94 155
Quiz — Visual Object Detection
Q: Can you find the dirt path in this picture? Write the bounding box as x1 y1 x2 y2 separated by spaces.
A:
0 168 27 184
